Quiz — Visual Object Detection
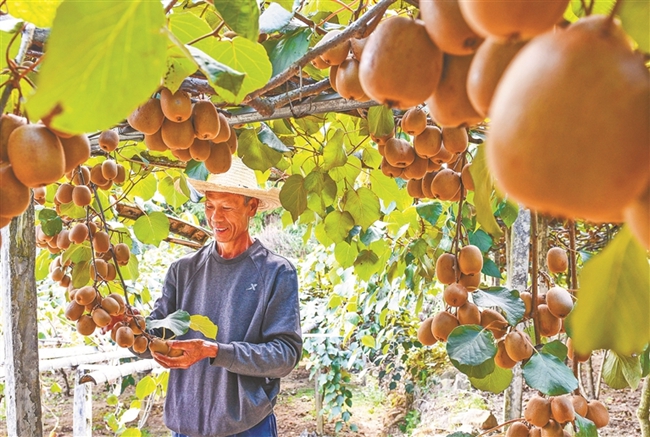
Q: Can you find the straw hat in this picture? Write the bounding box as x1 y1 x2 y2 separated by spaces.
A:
188 157 281 212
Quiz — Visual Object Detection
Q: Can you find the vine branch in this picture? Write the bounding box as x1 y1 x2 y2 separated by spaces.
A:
531 211 541 346
0 22 34 114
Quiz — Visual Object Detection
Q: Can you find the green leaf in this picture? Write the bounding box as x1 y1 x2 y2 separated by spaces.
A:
238 128 282 171
343 187 381 230
481 257 502 279
185 45 246 96
367 106 394 138
496 199 519 228
416 201 443 226
469 229 492 253
259 2 294 34
120 254 140 282
26 0 167 134
568 227 650 356
361 335 376 349
619 0 649 52
451 357 495 379
62 243 92 266
469 146 503 238
106 394 119 406
542 340 568 361
324 210 355 243
472 287 525 326
267 28 310 76
38 208 62 237
575 414 598 437
71 260 90 288
121 427 142 437
147 309 191 336
469 365 512 394
354 249 381 282
58 202 86 219
35 250 52 281
602 351 642 390
304 171 337 206
135 375 156 400
159 176 189 209
334 241 358 269
211 0 260 41
185 160 210 181
641 345 650 377
322 129 348 170
279 174 308 221
523 351 579 395
49 381 62 394
446 325 497 367
189 314 219 340
6 0 62 28
258 123 292 152
133 212 169 247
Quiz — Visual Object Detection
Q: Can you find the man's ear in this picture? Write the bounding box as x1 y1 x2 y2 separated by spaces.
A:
248 198 260 216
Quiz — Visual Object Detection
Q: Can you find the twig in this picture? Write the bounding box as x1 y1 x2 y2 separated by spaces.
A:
608 0 624 20
186 21 225 46
267 78 331 107
164 0 178 14
294 12 326 35
531 212 541 346
0 22 34 114
477 418 526 436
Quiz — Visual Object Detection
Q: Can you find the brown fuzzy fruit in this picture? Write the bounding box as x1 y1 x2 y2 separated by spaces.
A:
350 37 367 61
0 163 30 218
624 185 650 250
421 171 436 199
403 155 429 180
92 307 112 328
0 113 27 162
441 127 468 154
225 131 238 154
190 138 212 162
149 338 170 355
160 88 192 122
541 419 563 437
359 17 444 109
431 169 461 201
458 245 483 275
90 164 109 186
381 158 403 178
546 286 573 318
161 118 194 150
538 304 561 337
461 164 475 191
8 124 66 188
459 273 480 291
426 54 484 128
520 291 533 318
64 301 85 321
458 0 568 41
101 160 118 180
113 242 130 266
431 310 460 341
402 108 428 136
495 339 517 369
144 129 168 152
504 330 533 361
457 301 481 325
316 30 351 66
480 308 508 339
488 16 649 224
505 422 530 437
212 113 231 143
72 185 92 207
100 296 121 316
530 427 542 437
116 326 135 348
420 0 483 55
60 134 91 173
70 166 91 186
384 139 416 168
76 315 96 336
546 248 568 273
128 98 165 135
132 335 149 354
98 130 119 152
205 141 232 174
193 101 221 140
171 147 192 162
113 165 126 185
75 286 97 306
436 253 458 284
431 144 454 165
414 126 442 158
406 178 425 199
312 56 328 69
417 317 438 346
90 259 109 280
525 396 552 428
550 395 575 424
329 64 339 92
129 315 146 335
443 283 469 307
336 58 369 102
567 338 591 363
69 223 89 244
93 231 111 253
105 262 117 281
108 293 126 314
56 230 71 250
466 38 527 116
55 183 74 204
571 395 589 417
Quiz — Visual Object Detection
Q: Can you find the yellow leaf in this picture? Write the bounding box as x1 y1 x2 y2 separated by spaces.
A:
189 315 218 340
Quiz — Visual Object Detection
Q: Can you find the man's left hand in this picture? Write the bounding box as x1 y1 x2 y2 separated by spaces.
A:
152 339 218 369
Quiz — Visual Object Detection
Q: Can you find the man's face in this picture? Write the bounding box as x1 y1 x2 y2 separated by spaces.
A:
204 192 259 244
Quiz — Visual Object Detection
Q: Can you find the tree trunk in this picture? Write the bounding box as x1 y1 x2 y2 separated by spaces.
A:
1 205 43 437
638 377 650 437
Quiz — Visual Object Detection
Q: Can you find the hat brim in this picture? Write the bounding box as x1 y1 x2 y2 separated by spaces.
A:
188 179 282 212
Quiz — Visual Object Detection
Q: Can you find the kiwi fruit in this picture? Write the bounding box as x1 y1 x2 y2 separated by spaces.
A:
116 326 135 348
336 58 369 102
427 159 442 173
550 395 575 424
212 113 231 143
458 245 483 275
480 308 508 339
426 54 484 128
129 315 146 335
0 113 27 162
113 165 126 185
33 186 46 201
417 317 438 346
546 248 568 273
91 307 112 328
431 310 460 342
128 97 165 135
205 141 232 174
420 0 483 55
0 163 30 218
100 296 121 316
76 315 96 336
370 131 395 146
90 164 109 186
56 230 71 250
75 286 97 306
436 253 458 284
101 160 118 180
414 126 442 158
461 163 475 191
160 88 192 122
520 291 533 318
431 169 461 201
488 16 649 224
98 130 119 152
60 134 91 173
546 286 573 318
90 258 109 280
350 37 367 61
431 144 454 165
7 124 66 188
466 38 527 116
530 427 542 437
149 337 170 355
171 147 192 162
190 138 212 161
51 267 64 282
443 283 469 307
566 338 591 363
132 335 149 354
624 185 649 250
316 30 350 66
225 131 238 154
571 395 589 417
329 64 339 92
93 231 111 253
401 108 428 136
69 223 89 244
525 396 552 428
71 166 91 186
403 155 429 180
114 242 131 266
504 330 533 362
193 101 221 139
421 171 436 199
161 118 194 150
55 183 74 204
541 419 563 437
108 293 126 314
380 158 403 178
144 129 168 152
358 17 444 109
312 55 329 69
384 139 415 168
441 127 469 154
537 304 561 337
459 273 480 291
105 262 117 281
64 301 85 321
458 0 569 41
72 185 92 207
495 339 517 369
406 178 425 199
505 422 530 437
457 301 481 325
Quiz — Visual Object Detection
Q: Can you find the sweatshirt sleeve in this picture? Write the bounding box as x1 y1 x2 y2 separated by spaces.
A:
210 265 302 378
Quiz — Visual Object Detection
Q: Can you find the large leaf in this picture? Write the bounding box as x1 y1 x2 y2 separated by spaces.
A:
523 351 578 395
279 174 307 221
447 325 497 367
469 229 492 253
324 210 355 243
211 0 260 41
343 187 381 230
322 129 348 170
481 257 502 279
26 0 167 134
135 375 156 400
367 106 394 138
147 309 191 337
469 365 513 394
469 146 503 238
451 357 496 379
266 28 310 76
568 227 650 356
133 211 169 247
472 287 525 326
185 45 246 97
602 351 642 390
542 340 568 361
259 2 295 34
237 128 282 171
304 171 337 206
574 414 598 437
7 0 62 27
258 123 292 152
189 315 219 340
158 176 189 209
38 208 62 237
619 0 649 52
353 249 381 282
416 201 443 226
334 241 358 269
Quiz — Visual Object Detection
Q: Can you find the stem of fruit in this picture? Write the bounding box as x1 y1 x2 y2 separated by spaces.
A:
79 168 100 293
477 417 526 436
0 23 34 114
453 156 468 257
568 220 581 390
608 0 624 22
530 211 541 346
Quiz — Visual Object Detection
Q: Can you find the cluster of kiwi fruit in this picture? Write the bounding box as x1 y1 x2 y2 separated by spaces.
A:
128 88 238 174
503 394 609 436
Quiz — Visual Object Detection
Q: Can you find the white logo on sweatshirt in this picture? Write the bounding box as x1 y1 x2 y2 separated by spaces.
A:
246 283 258 291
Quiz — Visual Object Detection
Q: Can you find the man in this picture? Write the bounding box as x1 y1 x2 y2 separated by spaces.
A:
146 158 302 437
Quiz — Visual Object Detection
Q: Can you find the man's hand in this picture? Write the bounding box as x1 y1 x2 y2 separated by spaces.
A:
152 339 218 369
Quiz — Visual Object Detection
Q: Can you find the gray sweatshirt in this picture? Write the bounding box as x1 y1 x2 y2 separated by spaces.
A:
148 239 302 437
